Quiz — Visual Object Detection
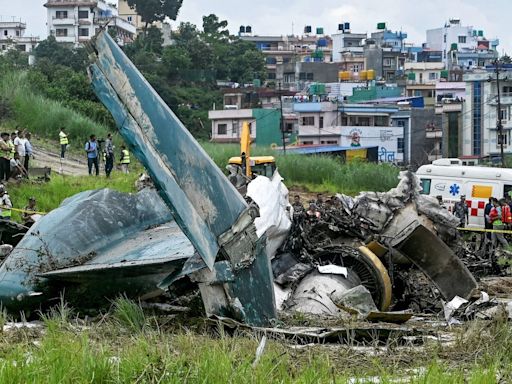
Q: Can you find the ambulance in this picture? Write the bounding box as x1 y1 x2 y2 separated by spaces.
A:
415 159 512 228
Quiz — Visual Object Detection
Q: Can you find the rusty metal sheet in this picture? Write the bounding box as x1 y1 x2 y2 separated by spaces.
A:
89 31 248 270
395 225 478 300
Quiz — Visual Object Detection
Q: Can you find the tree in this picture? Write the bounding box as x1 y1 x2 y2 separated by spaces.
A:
502 54 512 64
127 0 183 34
202 14 229 42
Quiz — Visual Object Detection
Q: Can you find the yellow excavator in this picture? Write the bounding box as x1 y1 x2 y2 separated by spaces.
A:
228 121 276 179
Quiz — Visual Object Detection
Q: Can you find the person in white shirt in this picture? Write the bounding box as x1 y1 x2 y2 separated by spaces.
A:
13 132 26 159
10 153 27 179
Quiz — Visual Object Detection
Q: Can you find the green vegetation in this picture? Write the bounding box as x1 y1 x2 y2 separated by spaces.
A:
8 173 138 222
202 142 400 194
0 299 510 382
0 71 109 145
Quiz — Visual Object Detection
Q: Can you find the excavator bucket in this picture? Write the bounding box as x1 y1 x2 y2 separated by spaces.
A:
89 31 276 326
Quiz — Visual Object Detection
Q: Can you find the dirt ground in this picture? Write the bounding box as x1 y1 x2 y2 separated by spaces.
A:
31 148 89 176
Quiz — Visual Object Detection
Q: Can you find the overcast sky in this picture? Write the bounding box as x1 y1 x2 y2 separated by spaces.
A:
1 0 510 54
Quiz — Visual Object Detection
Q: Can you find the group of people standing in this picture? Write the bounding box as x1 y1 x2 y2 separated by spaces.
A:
446 194 512 249
0 130 33 182
59 129 131 177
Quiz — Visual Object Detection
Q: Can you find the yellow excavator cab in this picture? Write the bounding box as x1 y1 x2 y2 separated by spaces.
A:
228 156 276 178
227 121 276 179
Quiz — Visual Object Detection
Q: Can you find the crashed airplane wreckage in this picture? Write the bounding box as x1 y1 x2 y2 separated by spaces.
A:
0 31 479 325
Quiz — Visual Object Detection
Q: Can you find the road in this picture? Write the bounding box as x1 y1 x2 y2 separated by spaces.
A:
32 148 89 176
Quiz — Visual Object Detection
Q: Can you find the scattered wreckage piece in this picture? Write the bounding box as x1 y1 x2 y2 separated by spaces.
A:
89 30 275 326
281 171 479 317
0 188 194 314
210 316 444 346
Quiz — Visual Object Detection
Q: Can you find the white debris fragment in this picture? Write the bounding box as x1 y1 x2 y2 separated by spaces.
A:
247 171 292 258
317 265 348 277
252 336 267 368
443 296 468 324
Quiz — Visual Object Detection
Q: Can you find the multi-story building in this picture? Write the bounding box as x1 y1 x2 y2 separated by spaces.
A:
331 23 366 62
426 18 499 68
209 88 297 146
371 26 407 53
44 0 136 46
117 0 171 44
293 101 404 163
405 62 446 107
0 18 39 53
241 34 333 86
462 67 512 163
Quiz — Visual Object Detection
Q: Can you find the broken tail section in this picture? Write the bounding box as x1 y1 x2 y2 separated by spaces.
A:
89 31 276 326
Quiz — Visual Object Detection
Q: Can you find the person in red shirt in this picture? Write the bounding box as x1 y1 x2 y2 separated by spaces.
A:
501 199 512 228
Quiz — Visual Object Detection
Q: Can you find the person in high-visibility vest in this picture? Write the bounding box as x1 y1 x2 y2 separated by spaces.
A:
120 145 130 174
59 128 69 159
0 186 12 221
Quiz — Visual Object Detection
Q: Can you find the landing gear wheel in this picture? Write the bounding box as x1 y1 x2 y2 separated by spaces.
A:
314 245 392 311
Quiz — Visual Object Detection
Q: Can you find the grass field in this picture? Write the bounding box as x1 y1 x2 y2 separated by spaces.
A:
7 173 139 222
201 142 400 195
0 297 508 383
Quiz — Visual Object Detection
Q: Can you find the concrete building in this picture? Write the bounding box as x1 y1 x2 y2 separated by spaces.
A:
405 62 445 107
331 23 366 62
462 67 512 163
241 34 332 85
117 0 170 44
208 108 295 147
371 28 407 53
44 0 136 46
276 61 339 92
293 102 403 163
426 18 499 68
0 18 39 53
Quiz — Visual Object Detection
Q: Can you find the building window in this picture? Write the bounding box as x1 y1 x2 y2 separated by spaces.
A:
78 10 89 19
458 36 466 44
319 116 324 129
353 64 360 73
301 116 315 126
358 117 370 126
383 58 392 67
267 73 276 80
266 57 277 65
503 86 512 95
302 141 314 145
56 29 68 37
15 30 20 37
374 116 388 127
232 121 239 136
443 34 446 43
429 72 438 80
397 137 404 153
79 28 89 37
127 16 133 22
307 73 314 81
1 45 5 51
498 133 508 147
500 109 509 121
217 124 227 135
3 30 7 36
55 11 68 19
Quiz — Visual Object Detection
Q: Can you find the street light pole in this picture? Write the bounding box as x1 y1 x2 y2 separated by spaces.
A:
495 59 505 167
278 82 287 154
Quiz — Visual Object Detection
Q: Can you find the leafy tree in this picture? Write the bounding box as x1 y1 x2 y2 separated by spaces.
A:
202 14 229 42
502 54 512 64
33 36 89 72
127 0 183 34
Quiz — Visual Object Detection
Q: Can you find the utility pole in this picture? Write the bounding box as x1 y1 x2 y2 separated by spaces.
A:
278 82 287 154
494 59 505 167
